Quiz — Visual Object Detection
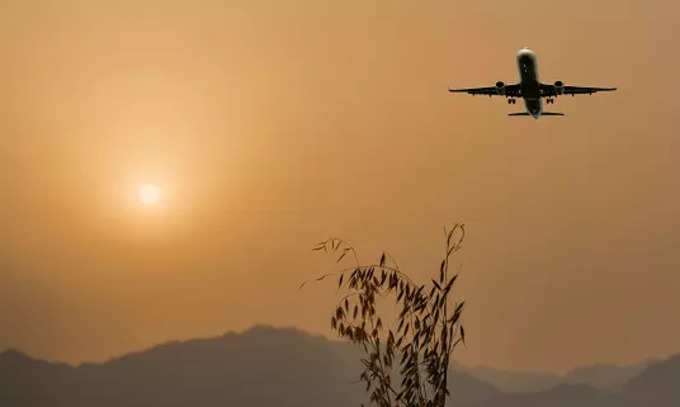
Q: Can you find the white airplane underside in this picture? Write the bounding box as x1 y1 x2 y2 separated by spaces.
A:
448 48 617 119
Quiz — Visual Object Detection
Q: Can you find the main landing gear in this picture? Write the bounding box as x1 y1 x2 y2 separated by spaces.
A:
545 98 556 104
507 98 517 104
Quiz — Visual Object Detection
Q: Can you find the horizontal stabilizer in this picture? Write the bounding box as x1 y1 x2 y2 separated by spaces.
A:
508 112 565 117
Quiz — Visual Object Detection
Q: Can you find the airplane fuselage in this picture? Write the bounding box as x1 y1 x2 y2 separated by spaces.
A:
517 48 542 118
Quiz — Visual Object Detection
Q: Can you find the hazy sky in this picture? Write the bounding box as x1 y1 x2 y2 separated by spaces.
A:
1 0 679 372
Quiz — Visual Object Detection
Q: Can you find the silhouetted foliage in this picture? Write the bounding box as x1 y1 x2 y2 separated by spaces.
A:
309 224 467 407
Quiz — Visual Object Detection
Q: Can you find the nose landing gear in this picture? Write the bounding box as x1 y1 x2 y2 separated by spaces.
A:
507 98 517 104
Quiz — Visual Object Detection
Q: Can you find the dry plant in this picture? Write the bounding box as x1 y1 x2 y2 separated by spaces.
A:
305 224 467 407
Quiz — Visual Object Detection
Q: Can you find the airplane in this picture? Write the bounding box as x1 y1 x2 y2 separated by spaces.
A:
448 48 617 119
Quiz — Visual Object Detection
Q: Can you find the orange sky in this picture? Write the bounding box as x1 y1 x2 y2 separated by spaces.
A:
1 0 679 372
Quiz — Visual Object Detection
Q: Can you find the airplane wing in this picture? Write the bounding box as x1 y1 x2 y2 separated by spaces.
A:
540 83 617 96
448 83 521 97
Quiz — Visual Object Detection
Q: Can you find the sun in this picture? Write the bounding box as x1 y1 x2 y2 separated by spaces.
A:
138 184 161 206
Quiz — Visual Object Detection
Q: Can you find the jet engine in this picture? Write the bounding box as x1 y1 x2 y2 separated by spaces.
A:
554 80 564 94
495 81 505 95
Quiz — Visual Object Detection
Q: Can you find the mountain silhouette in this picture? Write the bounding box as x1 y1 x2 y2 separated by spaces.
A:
479 383 634 407
462 359 656 394
459 364 562 393
564 360 655 392
0 326 677 407
1 327 359 407
623 354 680 407
0 326 497 407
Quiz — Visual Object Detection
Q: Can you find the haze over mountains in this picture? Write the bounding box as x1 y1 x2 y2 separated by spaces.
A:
1 326 678 407
461 357 656 393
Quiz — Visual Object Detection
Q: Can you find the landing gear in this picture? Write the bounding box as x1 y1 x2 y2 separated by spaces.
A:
507 98 517 104
545 98 555 104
